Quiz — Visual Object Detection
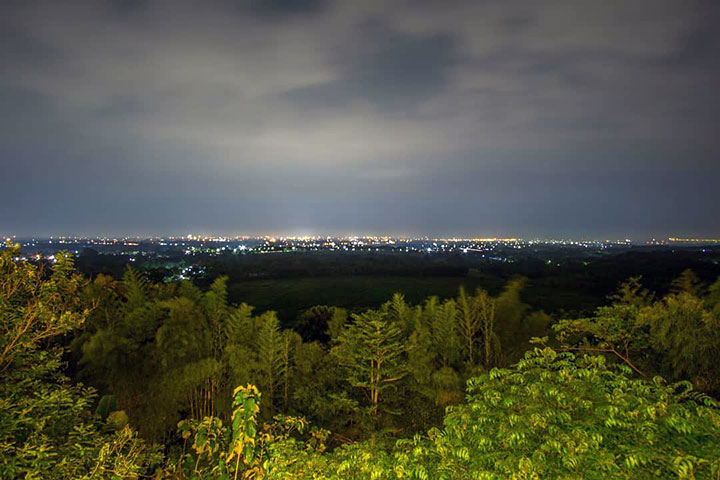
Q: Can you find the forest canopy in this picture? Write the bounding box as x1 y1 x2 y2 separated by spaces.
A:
1 246 719 479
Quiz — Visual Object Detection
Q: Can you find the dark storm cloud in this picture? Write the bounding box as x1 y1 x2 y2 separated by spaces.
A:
285 23 457 110
245 0 327 17
0 0 719 238
108 0 150 15
662 0 720 66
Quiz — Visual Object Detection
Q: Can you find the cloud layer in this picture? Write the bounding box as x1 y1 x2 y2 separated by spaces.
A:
1 0 719 237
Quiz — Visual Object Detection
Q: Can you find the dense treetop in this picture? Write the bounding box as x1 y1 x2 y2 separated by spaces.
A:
1 246 719 479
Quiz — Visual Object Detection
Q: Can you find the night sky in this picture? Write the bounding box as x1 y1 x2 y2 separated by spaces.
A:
1 0 719 238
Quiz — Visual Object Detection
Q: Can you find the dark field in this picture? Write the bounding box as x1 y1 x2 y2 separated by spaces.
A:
226 273 606 324
210 247 720 323
70 246 720 324
228 275 501 322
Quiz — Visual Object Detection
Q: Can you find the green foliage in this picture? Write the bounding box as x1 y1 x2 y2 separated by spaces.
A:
639 291 720 392
294 305 346 343
496 277 547 362
1 246 88 371
122 265 148 312
426 297 461 368
554 276 654 375
172 384 328 480
4 245 720 479
707 276 720 309
456 286 482 366
477 288 501 368
257 313 286 416
456 286 503 368
390 347 720 480
95 394 117 421
72 270 558 441
333 309 408 420
288 341 345 430
228 385 262 475
216 350 720 480
555 272 720 393
0 247 160 479
671 269 705 296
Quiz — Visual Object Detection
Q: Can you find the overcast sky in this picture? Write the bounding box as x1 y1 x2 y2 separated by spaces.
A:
1 0 719 238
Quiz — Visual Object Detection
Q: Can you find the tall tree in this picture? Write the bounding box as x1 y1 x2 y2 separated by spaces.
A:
670 268 704 296
428 298 461 368
285 330 304 411
639 290 720 392
494 277 529 360
122 265 148 312
476 289 501 368
257 312 286 417
456 286 481 366
334 310 407 419
385 292 420 336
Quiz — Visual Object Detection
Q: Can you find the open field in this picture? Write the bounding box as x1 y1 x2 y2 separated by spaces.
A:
226 273 603 324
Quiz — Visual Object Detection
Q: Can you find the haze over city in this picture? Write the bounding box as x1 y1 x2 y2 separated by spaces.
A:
2 0 719 238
